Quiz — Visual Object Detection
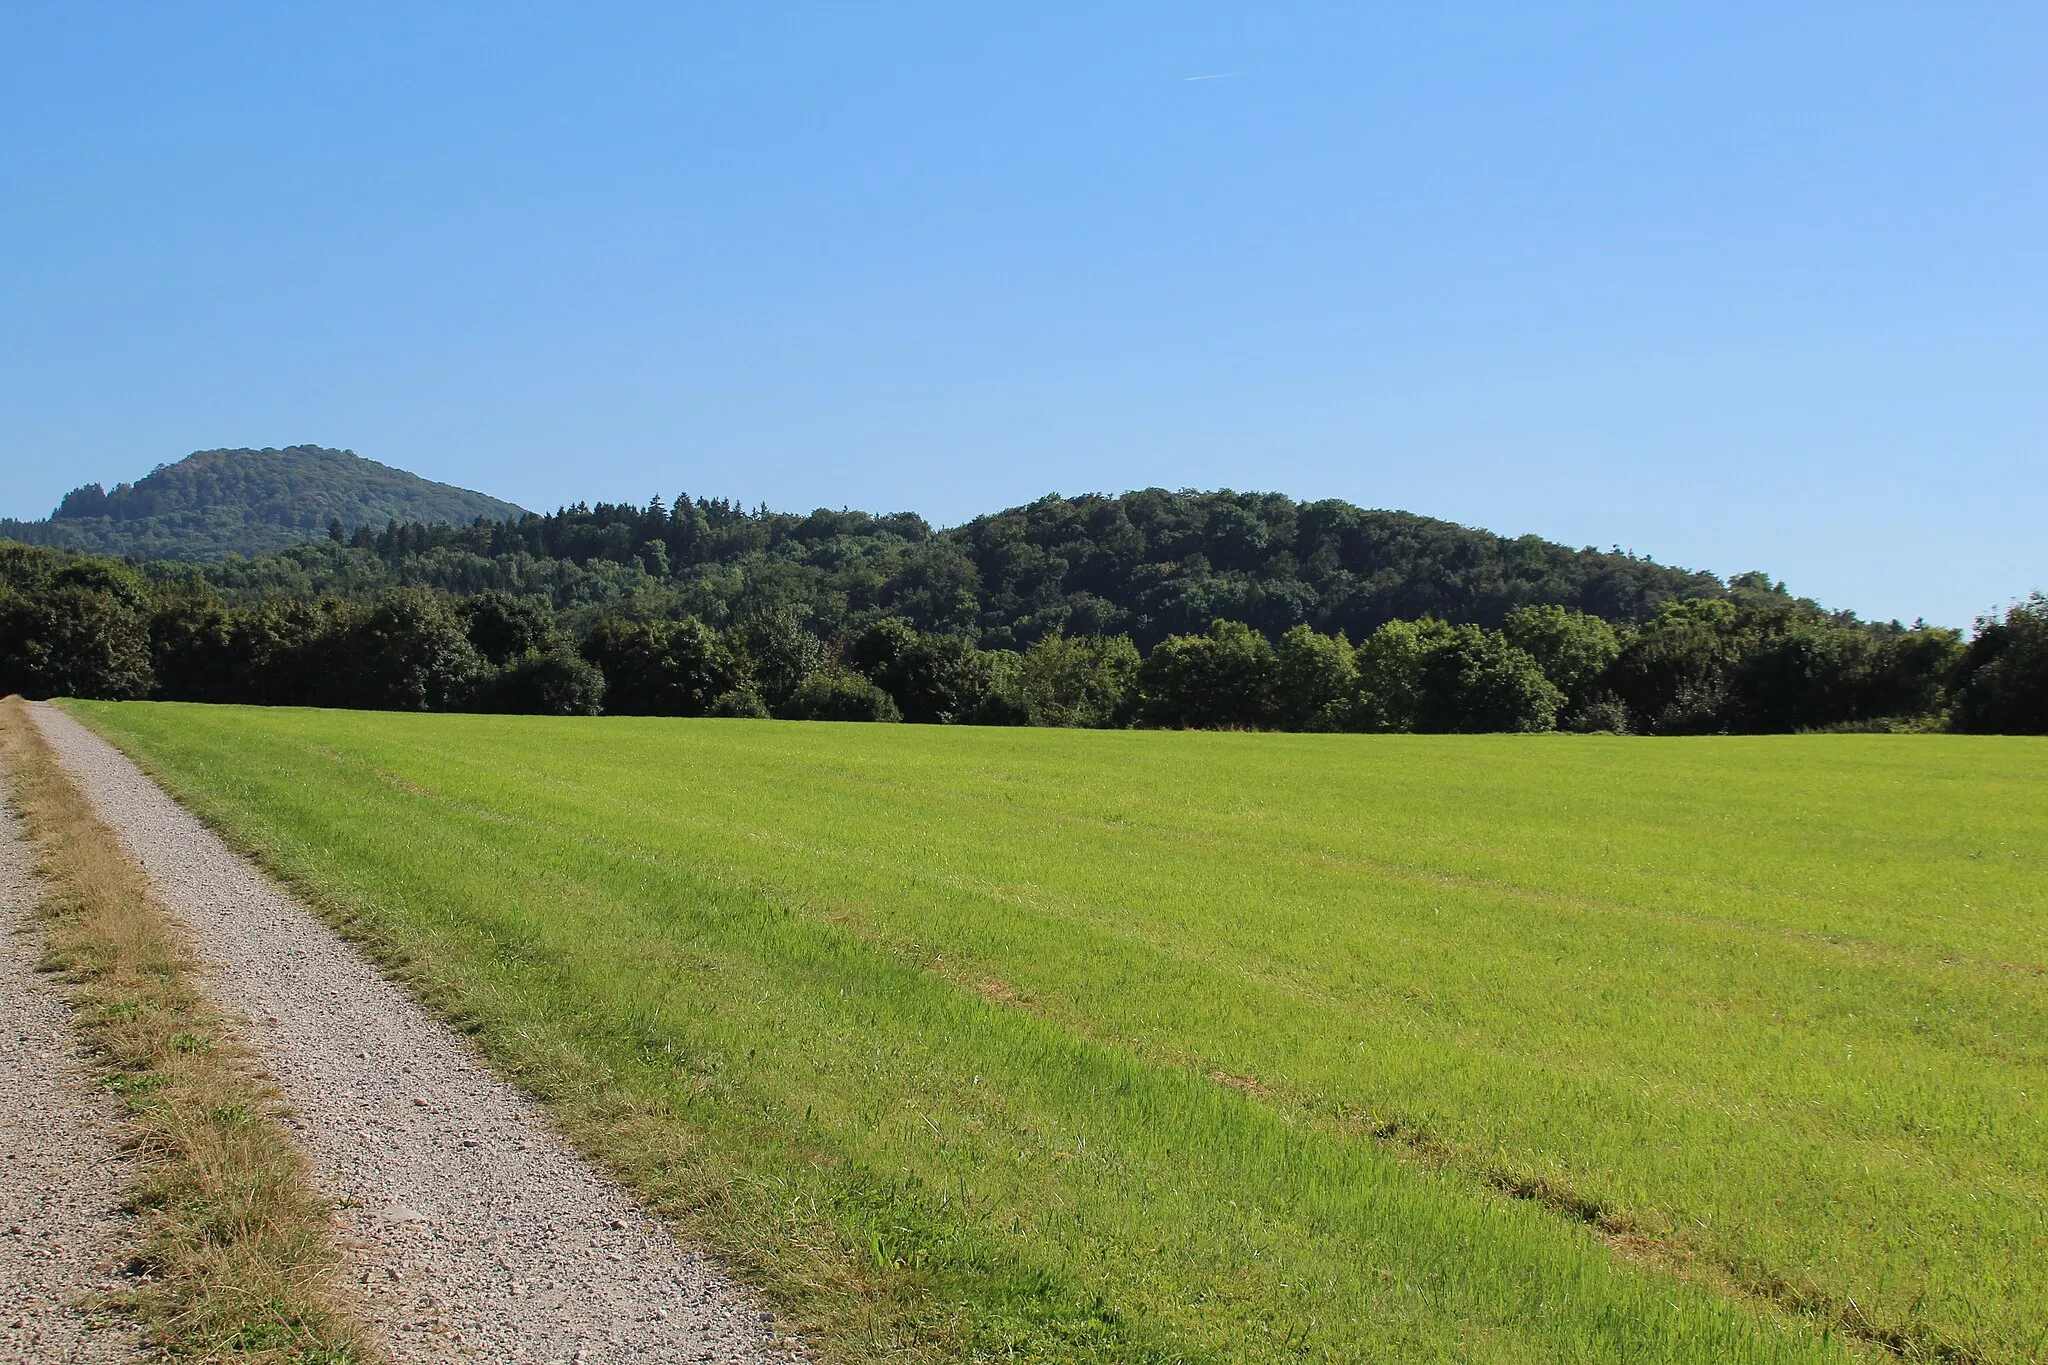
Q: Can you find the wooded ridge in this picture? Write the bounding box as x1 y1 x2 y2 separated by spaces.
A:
3 450 2040 733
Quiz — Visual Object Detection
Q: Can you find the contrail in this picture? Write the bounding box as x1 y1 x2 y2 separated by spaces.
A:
1184 72 1239 81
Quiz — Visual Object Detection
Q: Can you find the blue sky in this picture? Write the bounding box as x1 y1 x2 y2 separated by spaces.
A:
3 4 2042 628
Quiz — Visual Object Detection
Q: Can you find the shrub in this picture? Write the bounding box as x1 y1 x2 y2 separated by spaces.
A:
1561 694 1630 734
709 685 772 719
480 648 606 716
782 668 901 722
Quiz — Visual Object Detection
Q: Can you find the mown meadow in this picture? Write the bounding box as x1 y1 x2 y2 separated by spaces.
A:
72 703 2047 1363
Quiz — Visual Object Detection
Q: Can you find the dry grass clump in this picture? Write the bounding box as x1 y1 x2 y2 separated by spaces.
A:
0 697 370 1364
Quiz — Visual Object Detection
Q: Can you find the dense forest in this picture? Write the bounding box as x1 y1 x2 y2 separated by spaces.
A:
4 527 2040 733
142 487 1739 648
0 446 525 561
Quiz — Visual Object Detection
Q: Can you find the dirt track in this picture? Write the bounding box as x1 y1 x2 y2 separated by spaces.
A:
32 703 795 1365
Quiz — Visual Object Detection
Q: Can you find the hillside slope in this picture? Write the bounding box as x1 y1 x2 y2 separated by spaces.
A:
945 489 1728 641
159 487 1737 644
0 447 527 561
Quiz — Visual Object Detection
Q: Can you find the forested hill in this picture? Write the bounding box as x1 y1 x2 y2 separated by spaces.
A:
177 487 1739 647
0 446 526 561
947 492 1728 644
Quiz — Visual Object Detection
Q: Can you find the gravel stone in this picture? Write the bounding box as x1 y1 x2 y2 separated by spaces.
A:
0 746 141 1363
34 704 798 1365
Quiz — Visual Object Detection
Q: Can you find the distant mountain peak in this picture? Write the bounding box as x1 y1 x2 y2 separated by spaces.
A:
5 445 526 561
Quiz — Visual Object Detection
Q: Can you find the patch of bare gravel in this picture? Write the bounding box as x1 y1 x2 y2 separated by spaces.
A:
0 751 140 1364
33 704 798 1365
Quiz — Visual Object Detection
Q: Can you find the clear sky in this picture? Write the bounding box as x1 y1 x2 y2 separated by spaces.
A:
3 4 2042 628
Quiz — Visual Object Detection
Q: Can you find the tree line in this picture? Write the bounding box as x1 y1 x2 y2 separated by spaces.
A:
5 541 2041 733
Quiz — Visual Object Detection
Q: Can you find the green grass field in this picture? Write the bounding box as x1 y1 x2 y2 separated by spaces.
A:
71 703 2047 1363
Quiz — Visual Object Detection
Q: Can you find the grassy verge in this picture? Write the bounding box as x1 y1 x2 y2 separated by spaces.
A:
0 697 369 1364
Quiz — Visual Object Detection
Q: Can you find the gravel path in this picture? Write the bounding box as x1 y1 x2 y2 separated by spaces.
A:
33 704 796 1365
0 751 140 1364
